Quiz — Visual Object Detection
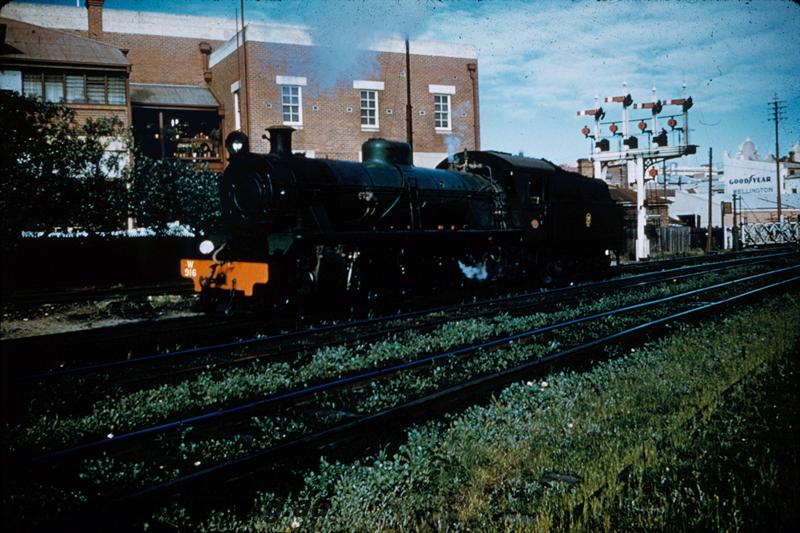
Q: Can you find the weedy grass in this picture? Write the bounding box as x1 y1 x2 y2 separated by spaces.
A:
7 267 752 452
172 289 800 532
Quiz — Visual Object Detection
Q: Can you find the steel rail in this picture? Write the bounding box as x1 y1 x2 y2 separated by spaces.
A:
124 271 800 505
24 249 795 381
32 263 800 463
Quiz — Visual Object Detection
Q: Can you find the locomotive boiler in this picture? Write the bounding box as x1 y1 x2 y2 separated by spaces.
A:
180 127 623 311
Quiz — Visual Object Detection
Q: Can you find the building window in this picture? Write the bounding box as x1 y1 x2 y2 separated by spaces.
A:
434 94 451 131
281 85 302 125
86 75 106 104
21 72 126 105
66 75 85 103
233 90 241 130
360 89 378 129
107 77 126 105
44 74 64 103
22 73 43 100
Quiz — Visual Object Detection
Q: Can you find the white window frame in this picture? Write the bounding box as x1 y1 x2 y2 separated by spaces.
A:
359 89 379 130
354 80 384 132
230 80 242 131
433 93 451 132
280 85 303 126
277 76 307 128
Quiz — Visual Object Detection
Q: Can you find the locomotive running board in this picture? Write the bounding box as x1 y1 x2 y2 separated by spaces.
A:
180 259 269 296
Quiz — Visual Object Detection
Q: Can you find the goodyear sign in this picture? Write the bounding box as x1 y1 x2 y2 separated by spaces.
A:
724 157 776 195
727 174 773 194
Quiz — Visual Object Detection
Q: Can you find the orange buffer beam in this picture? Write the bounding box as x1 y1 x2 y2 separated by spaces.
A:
180 259 269 296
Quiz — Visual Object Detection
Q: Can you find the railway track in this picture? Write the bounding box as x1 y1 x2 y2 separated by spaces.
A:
1 280 194 308
3 246 793 379
4 250 794 419
5 250 798 529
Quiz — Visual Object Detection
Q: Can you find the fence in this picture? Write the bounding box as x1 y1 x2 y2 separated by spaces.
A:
2 236 195 291
741 221 800 246
623 225 694 258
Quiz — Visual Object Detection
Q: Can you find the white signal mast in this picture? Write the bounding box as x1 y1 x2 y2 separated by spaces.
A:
578 83 696 260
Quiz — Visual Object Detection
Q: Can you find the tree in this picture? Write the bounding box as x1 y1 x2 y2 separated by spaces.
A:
0 91 220 242
0 91 130 241
128 155 220 234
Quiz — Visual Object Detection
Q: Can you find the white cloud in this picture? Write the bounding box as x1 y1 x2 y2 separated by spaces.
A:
410 0 799 162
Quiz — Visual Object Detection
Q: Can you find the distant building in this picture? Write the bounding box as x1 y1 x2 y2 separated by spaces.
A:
722 138 800 223
1 1 480 170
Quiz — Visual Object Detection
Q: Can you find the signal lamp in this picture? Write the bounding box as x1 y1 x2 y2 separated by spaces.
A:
648 167 658 178
609 123 618 134
530 218 540 230
668 117 678 129
581 125 590 137
638 121 647 131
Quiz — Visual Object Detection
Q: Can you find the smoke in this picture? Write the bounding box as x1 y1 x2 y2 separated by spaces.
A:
445 99 474 161
252 0 434 93
445 134 461 162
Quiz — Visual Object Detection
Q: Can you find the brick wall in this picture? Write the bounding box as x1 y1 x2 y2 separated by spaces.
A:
240 41 478 161
71 30 224 86
70 103 129 127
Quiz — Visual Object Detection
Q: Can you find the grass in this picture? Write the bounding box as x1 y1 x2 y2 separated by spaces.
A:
167 288 800 532
7 266 757 452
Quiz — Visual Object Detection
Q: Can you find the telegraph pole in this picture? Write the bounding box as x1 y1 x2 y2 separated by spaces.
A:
405 37 414 153
768 96 786 221
706 147 713 253
732 193 739 250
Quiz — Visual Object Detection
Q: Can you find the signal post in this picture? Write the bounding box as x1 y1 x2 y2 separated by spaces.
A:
579 85 697 260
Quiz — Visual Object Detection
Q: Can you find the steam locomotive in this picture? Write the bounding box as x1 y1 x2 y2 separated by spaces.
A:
180 127 623 311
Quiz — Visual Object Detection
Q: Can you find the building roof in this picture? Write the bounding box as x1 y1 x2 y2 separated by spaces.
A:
0 17 128 69
130 83 218 108
609 186 637 205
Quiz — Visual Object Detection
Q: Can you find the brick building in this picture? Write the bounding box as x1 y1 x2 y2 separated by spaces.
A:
1 1 479 169
0 15 130 126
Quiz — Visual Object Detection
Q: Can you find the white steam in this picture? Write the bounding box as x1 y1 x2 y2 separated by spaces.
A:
458 259 489 281
445 100 474 161
252 0 433 93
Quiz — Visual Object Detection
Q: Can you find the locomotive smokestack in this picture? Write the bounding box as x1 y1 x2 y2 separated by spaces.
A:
266 125 295 155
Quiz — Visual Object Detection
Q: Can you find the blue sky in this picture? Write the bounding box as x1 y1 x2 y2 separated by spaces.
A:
22 0 800 166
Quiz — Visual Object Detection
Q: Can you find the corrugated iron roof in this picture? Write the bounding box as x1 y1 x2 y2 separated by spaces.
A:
0 17 128 68
609 186 637 204
130 83 218 108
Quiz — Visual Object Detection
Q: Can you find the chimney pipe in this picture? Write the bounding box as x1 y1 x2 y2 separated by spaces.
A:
86 0 104 41
266 125 294 155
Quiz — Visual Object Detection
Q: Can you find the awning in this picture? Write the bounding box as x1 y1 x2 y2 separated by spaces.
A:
130 83 218 108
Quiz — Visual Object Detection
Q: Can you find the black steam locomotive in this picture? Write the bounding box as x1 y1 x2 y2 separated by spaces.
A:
180 127 623 311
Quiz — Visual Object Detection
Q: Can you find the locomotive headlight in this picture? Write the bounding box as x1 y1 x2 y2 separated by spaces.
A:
199 239 215 255
225 131 250 156
605 249 610 256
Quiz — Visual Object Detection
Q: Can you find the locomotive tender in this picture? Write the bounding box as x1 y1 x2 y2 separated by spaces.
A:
180 127 623 310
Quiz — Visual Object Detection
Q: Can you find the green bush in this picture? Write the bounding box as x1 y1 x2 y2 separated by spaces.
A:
0 91 220 240
129 154 220 234
0 91 130 240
